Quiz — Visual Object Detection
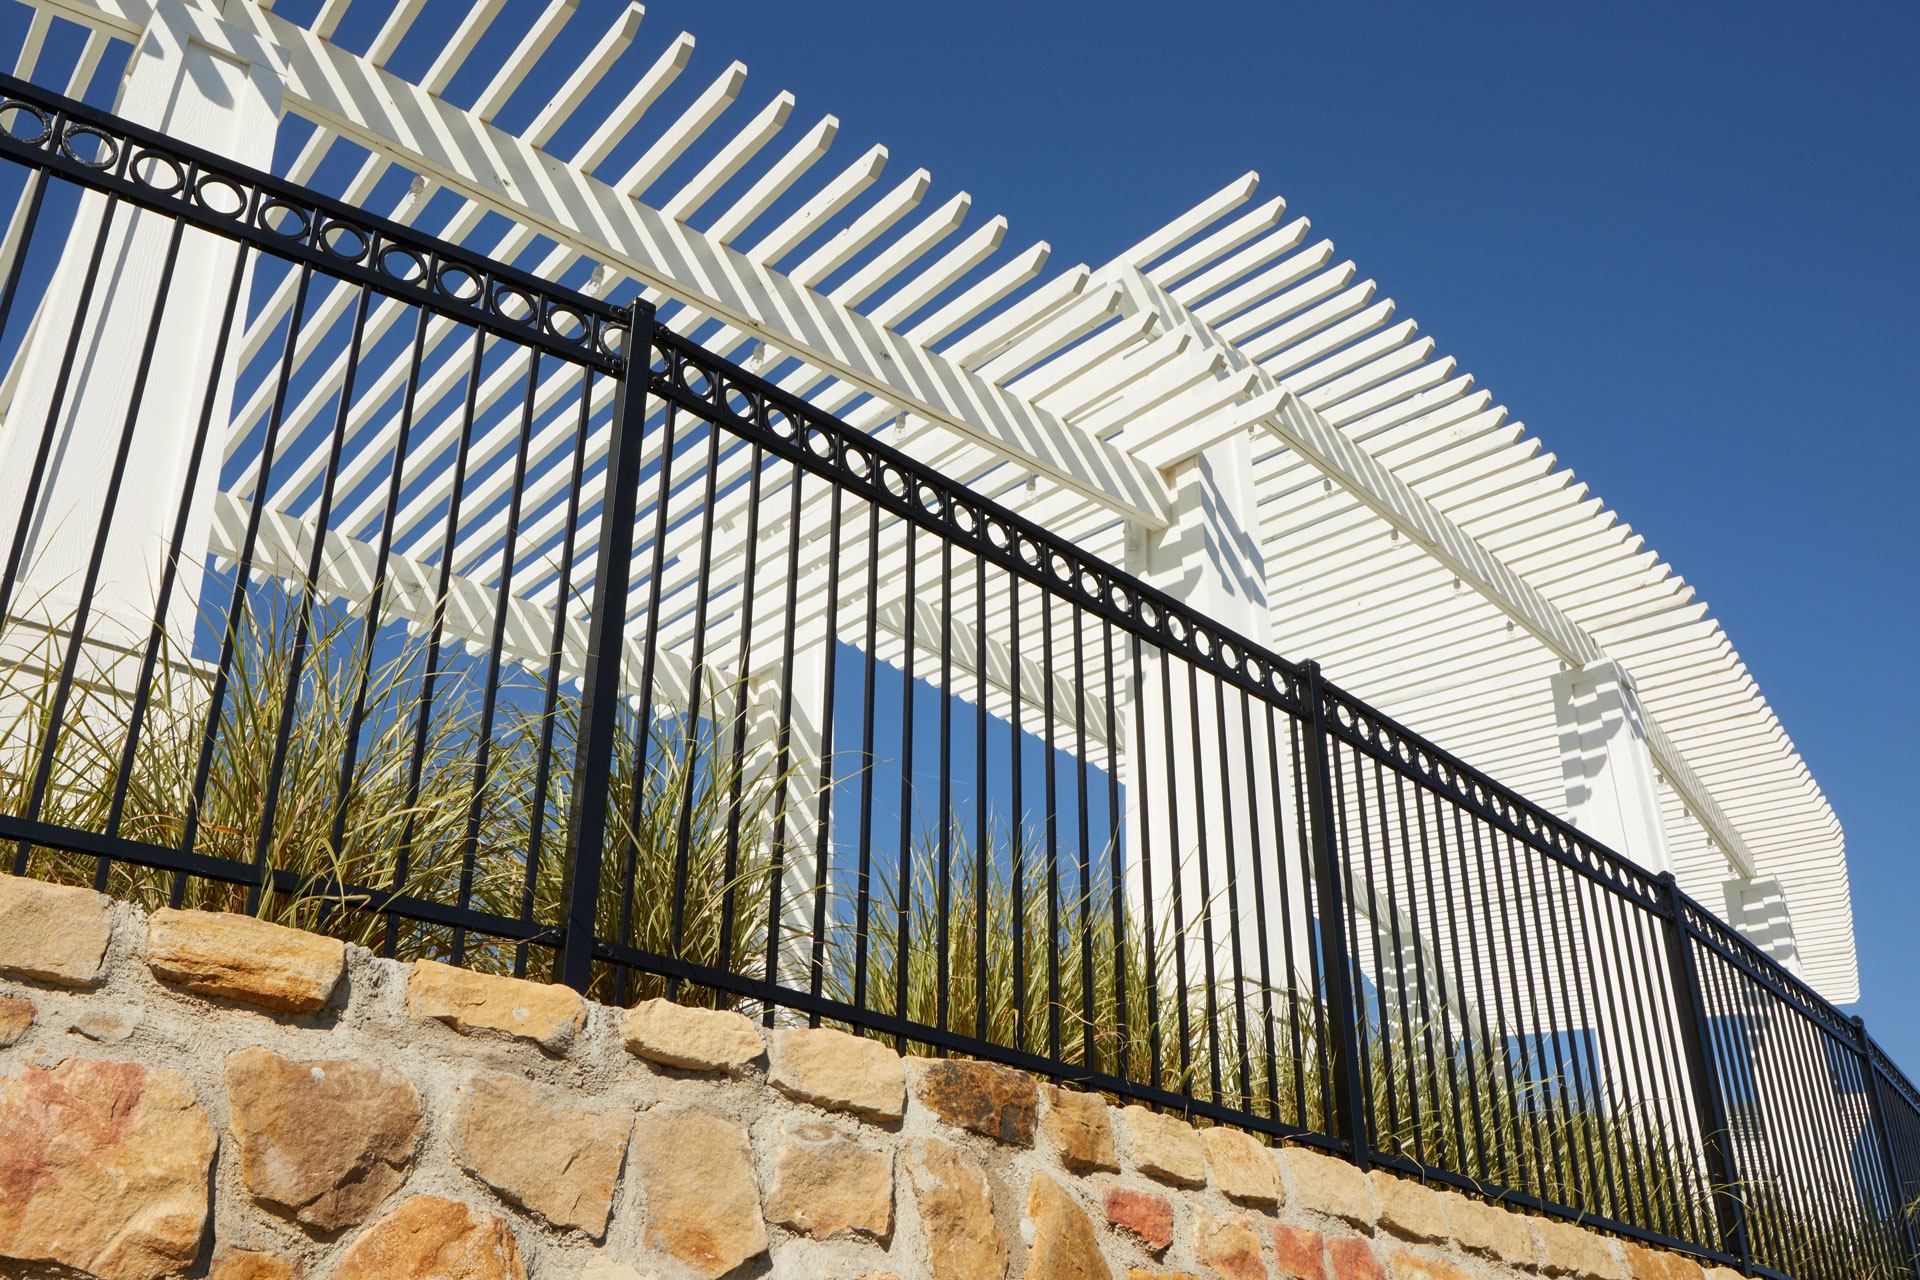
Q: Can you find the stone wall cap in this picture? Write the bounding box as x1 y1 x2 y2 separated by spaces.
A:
1281 1146 1375 1229
0 872 111 987
1121 1105 1207 1188
909 1057 1037 1146
768 1026 906 1122
407 958 584 1054
1202 1126 1282 1206
147 907 346 1013
622 997 763 1072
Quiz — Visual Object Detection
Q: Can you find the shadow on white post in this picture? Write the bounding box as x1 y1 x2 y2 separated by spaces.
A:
1123 430 1321 1090
1551 660 1701 1159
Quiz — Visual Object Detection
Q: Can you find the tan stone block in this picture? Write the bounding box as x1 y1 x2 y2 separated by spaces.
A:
1534 1217 1625 1279
1041 1085 1117 1171
451 1073 629 1236
1129 1272 1202 1280
1384 1251 1471 1280
1282 1147 1373 1228
0 873 110 987
147 908 346 1013
1104 1186 1173 1253
0 1057 215 1280
1438 1191 1535 1266
905 1136 1006 1280
1194 1210 1267 1280
1328 1237 1384 1280
407 958 584 1053
1204 1127 1281 1206
913 1057 1038 1145
628 1104 768 1279
1368 1172 1445 1243
209 1245 302 1280
225 1045 422 1232
1122 1105 1207 1187
622 997 763 1071
1027 1171 1111 1280
763 1116 894 1241
1701 1269 1743 1280
769 1025 906 1121
1622 1241 1705 1280
1272 1224 1327 1280
333 1195 524 1280
0 994 32 1047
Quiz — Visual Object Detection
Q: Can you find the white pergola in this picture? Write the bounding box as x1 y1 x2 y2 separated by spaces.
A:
0 0 1855 1005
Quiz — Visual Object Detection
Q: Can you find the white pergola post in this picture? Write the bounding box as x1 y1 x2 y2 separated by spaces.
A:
1551 660 1699 1147
1124 429 1315 1072
0 0 282 654
1551 659 1675 873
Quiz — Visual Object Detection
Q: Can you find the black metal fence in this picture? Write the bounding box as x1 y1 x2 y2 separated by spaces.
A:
0 74 1911 1280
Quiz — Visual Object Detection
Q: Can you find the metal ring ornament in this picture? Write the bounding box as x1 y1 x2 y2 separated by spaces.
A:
433 261 483 305
318 217 371 264
490 283 536 327
0 100 51 147
545 305 587 342
255 198 311 242
128 148 186 195
192 173 247 217
377 244 429 286
59 122 118 169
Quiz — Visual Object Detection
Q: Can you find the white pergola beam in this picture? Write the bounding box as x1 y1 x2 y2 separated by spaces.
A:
616 60 749 199
421 0 511 96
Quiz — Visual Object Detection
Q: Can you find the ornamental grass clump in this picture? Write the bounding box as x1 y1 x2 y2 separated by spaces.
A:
0 583 799 987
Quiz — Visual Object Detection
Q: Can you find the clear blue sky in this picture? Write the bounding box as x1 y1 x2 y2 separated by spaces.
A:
614 1 1919 1057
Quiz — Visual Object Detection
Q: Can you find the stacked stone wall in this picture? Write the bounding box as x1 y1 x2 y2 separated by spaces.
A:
0 874 1737 1280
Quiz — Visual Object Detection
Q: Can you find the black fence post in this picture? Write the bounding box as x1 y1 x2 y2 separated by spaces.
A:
555 301 657 992
1299 660 1370 1169
1657 871 1753 1272
1855 1017 1920 1277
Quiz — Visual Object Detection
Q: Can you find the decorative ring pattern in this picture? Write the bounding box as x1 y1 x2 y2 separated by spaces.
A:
0 88 628 371
646 328 1310 716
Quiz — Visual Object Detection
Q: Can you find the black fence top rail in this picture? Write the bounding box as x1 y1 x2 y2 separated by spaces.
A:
0 71 628 373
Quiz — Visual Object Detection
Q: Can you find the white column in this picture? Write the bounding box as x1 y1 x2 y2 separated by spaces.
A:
0 0 284 653
1721 876 1801 975
1123 430 1317 1079
1550 659 1674 872
1551 660 1697 1147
